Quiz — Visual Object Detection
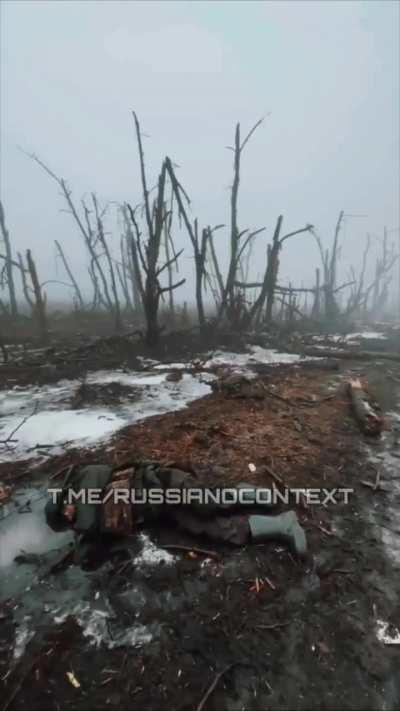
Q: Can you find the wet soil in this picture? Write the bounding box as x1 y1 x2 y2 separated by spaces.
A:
0 341 400 711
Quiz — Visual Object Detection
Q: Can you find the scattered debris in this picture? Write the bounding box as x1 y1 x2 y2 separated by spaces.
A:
160 544 221 560
197 664 234 711
66 670 81 688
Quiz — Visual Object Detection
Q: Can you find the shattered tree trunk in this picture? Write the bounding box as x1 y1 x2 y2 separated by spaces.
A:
312 268 321 318
325 211 344 319
348 378 383 437
122 206 142 313
128 120 185 347
92 195 122 331
18 252 34 311
163 211 175 317
246 217 282 327
116 235 134 313
208 232 225 307
165 158 217 335
217 119 264 327
0 201 18 317
130 114 185 346
264 218 283 325
55 240 84 311
26 249 48 343
21 150 123 330
246 216 312 328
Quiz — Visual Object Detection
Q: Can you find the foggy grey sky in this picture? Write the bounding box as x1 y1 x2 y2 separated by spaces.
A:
1 0 399 303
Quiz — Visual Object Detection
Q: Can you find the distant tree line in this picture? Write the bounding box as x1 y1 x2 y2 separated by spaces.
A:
0 113 399 345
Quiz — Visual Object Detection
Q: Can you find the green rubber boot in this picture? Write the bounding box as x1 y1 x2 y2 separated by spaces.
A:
249 511 307 558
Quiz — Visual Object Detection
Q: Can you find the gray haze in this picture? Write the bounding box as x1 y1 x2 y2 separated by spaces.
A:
1 0 399 304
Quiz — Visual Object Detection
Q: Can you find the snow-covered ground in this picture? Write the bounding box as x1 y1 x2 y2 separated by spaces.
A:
204 345 305 367
0 370 211 463
311 331 388 344
0 347 310 463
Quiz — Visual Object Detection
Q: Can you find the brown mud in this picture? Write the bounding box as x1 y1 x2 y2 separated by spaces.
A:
0 335 399 711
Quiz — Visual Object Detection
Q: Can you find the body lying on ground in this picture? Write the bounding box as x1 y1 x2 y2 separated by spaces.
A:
45 461 307 564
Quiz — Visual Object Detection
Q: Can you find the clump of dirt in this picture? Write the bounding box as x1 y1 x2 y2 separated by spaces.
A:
70 381 143 409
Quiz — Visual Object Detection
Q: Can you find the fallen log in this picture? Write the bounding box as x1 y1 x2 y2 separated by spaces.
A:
302 348 400 363
348 378 383 436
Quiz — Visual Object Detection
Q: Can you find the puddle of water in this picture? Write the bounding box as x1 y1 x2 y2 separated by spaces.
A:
0 483 180 660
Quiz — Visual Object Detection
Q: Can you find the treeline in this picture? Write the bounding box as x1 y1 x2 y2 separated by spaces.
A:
0 114 399 345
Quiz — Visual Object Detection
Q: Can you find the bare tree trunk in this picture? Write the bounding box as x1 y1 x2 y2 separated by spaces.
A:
312 268 321 318
20 150 121 326
26 249 48 343
163 212 175 317
92 194 122 331
116 262 133 312
0 201 18 317
18 252 34 311
217 119 264 325
312 211 344 320
127 126 185 347
122 206 142 313
208 232 225 306
55 240 84 310
165 158 217 335
119 235 134 313
249 215 283 325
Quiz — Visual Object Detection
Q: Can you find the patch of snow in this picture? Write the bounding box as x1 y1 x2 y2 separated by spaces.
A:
307 344 343 352
376 619 400 645
0 370 211 462
57 601 153 649
110 624 153 648
153 362 187 370
0 409 125 459
205 346 305 368
13 619 34 660
133 533 175 566
310 332 388 343
346 332 388 340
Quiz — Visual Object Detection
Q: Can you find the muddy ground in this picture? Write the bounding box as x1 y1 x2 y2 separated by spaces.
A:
0 331 400 711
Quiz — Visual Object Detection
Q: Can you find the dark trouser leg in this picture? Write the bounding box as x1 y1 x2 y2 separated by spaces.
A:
169 510 251 546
